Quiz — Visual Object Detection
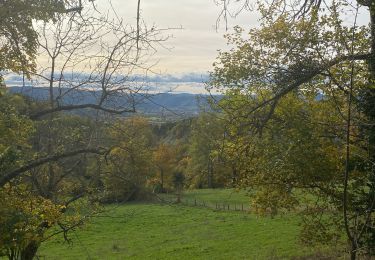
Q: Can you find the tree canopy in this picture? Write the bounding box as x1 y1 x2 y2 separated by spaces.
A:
0 0 81 79
208 0 375 258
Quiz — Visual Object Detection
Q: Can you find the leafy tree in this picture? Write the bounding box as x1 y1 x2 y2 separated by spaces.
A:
187 112 230 188
0 93 34 174
209 1 375 257
172 171 185 203
0 0 81 81
152 143 176 193
0 93 102 259
0 184 62 260
218 91 341 213
103 117 154 202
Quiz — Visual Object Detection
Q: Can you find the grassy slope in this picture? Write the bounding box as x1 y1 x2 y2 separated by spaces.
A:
38 190 324 259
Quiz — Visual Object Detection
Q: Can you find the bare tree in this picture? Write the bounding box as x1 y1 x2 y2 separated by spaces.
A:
0 1 169 187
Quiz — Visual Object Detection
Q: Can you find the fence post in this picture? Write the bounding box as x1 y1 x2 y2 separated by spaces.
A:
242 204 244 211
194 199 197 206
227 204 229 210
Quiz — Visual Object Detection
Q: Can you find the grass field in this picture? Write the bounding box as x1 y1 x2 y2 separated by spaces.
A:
178 188 250 204
38 189 332 259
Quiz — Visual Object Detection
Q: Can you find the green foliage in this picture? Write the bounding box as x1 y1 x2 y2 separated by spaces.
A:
207 1 375 255
102 117 154 202
0 92 104 258
0 93 34 175
0 184 62 259
172 171 185 187
151 143 177 192
187 112 231 188
0 0 70 77
216 92 341 215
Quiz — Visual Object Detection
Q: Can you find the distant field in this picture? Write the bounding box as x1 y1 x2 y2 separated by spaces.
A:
38 189 334 259
161 188 251 210
183 188 251 204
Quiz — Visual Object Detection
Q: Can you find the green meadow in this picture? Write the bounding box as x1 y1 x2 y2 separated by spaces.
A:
38 189 338 259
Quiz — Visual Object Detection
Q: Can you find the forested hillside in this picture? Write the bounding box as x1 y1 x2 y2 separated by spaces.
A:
9 86 214 118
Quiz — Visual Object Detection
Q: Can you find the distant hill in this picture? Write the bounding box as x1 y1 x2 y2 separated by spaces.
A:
8 86 219 118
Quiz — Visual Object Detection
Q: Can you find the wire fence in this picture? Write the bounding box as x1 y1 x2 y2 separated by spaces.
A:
159 195 251 213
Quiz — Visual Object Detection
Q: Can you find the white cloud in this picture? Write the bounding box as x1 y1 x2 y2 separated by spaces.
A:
3 72 213 94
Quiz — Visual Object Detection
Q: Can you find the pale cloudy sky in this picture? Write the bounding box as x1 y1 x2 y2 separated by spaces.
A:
97 0 370 74
97 0 259 74
6 1 371 94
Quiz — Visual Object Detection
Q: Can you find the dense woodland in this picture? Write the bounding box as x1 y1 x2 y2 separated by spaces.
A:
1 0 375 259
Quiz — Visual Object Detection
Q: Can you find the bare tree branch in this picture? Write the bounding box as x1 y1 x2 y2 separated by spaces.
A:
248 53 370 116
0 148 107 186
30 104 135 119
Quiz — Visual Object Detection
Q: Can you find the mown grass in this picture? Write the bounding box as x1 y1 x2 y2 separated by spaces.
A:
38 189 334 259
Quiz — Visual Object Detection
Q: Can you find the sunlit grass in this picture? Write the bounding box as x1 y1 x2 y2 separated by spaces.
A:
38 195 332 259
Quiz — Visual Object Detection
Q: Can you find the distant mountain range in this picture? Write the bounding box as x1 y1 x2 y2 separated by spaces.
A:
9 86 219 118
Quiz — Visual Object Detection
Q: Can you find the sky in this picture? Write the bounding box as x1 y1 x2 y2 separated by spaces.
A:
100 0 370 75
97 0 259 74
5 1 259 94
5 1 371 94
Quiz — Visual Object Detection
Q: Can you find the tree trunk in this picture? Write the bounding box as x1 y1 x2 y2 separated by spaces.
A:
361 5 375 252
350 242 357 260
231 166 237 187
363 0 375 154
348 3 375 256
207 160 213 188
207 164 212 189
20 241 39 260
176 186 181 203
160 169 164 193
